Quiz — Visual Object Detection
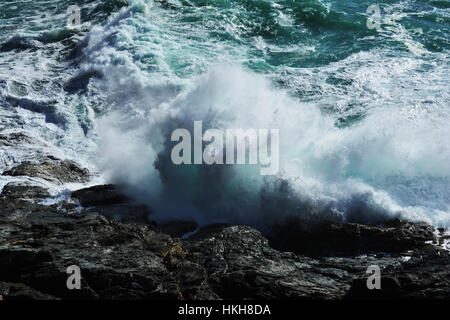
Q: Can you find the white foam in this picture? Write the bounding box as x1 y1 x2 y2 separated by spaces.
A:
3 0 448 228
69 1 450 227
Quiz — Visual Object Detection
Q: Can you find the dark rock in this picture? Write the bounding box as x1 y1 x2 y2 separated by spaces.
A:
71 185 151 224
158 220 198 238
0 183 54 223
0 281 59 300
86 204 150 224
268 217 436 257
0 211 178 299
186 223 232 241
2 159 90 184
1 182 50 200
345 276 403 300
180 226 353 299
71 185 128 207
346 252 450 300
0 182 448 300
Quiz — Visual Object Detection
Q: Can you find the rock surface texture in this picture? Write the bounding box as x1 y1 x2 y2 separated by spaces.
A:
0 182 448 300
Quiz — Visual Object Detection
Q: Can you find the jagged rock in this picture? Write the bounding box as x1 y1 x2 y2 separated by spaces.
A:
181 226 353 299
71 185 128 207
0 211 178 299
268 217 436 257
71 185 150 224
158 220 198 238
0 281 59 300
2 158 90 184
346 251 450 300
182 225 449 300
0 183 448 300
86 204 150 224
0 182 54 223
1 182 50 200
187 223 232 241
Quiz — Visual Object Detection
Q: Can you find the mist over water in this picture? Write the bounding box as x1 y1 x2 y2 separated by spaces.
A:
1 0 449 228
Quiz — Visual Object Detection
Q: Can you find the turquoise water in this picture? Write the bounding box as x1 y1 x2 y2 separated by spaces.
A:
0 0 449 227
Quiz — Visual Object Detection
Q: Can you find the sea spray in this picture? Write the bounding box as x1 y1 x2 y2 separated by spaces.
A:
1 0 449 228
95 65 450 227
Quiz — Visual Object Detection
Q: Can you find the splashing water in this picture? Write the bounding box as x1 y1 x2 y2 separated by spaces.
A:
1 0 449 228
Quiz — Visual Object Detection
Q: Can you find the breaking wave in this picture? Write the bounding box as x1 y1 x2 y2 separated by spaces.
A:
1 0 449 228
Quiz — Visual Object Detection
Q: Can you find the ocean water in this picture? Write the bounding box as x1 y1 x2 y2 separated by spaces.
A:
0 0 449 228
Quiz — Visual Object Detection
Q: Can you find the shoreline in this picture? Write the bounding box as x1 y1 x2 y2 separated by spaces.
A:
0 131 448 300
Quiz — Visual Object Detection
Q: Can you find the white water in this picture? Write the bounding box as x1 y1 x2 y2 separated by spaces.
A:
1 1 449 228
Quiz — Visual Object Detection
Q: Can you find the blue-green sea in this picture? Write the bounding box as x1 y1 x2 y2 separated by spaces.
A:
0 0 449 227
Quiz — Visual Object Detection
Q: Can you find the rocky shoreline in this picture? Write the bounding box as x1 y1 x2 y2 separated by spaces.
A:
0 133 449 300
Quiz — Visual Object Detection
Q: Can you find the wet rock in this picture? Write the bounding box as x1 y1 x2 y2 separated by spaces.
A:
346 252 450 300
181 226 353 299
158 220 198 238
86 204 150 224
183 225 449 300
1 182 50 200
268 217 436 257
0 281 59 300
186 223 231 241
345 277 403 300
0 183 53 223
2 158 90 184
0 181 448 300
71 184 129 207
71 185 151 224
0 211 178 299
